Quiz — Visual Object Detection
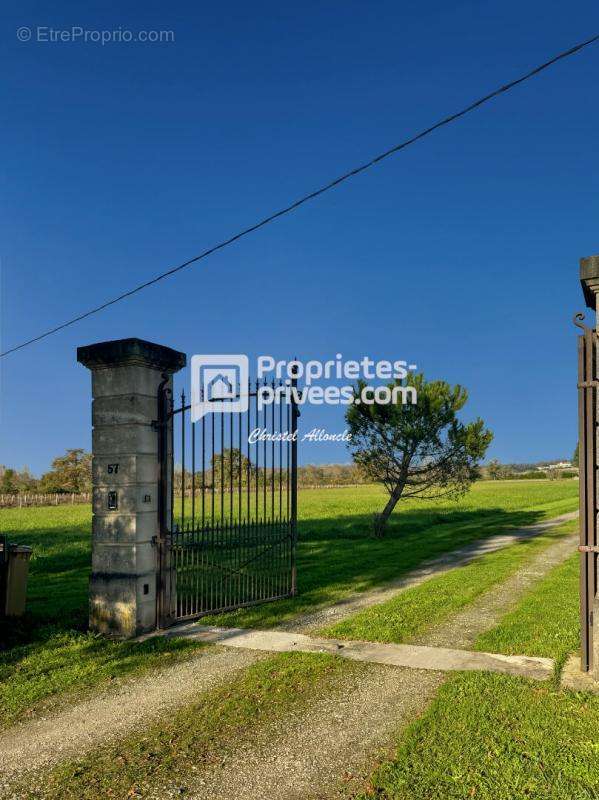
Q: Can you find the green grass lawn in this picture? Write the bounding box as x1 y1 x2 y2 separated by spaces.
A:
361 673 599 800
359 543 597 800
321 520 576 644
0 480 578 728
203 480 578 628
18 491 587 800
475 552 580 673
0 506 205 728
1 505 91 630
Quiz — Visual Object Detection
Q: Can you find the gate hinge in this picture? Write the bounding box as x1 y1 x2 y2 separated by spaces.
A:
578 545 599 553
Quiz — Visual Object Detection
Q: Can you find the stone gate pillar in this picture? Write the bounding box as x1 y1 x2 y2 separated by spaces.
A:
77 338 186 638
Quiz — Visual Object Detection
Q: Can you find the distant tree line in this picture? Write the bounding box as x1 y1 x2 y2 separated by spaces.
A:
483 457 578 481
0 449 92 494
1 445 579 497
297 463 369 486
174 449 370 492
1 448 370 496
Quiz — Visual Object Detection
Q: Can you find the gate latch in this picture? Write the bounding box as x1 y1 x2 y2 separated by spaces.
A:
578 545 599 553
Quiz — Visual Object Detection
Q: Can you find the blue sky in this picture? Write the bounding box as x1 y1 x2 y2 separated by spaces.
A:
2 0 598 474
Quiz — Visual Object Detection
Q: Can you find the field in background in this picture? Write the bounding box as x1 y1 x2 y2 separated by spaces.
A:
0 480 578 628
0 493 91 509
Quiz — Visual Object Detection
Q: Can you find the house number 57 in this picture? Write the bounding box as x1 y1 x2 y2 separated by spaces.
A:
107 463 119 474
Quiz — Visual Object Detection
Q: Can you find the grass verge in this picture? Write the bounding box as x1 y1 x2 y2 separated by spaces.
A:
321 522 575 644
475 552 579 673
359 672 599 800
359 537 595 800
22 652 358 800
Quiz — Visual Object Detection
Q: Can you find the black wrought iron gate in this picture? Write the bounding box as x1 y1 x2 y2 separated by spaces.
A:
576 315 598 672
156 377 298 628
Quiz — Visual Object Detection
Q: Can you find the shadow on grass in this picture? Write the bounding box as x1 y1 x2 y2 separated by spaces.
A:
1 506 545 650
203 506 547 628
299 505 545 541
0 523 91 651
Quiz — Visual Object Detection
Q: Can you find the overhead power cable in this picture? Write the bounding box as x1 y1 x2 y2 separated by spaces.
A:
2 33 598 358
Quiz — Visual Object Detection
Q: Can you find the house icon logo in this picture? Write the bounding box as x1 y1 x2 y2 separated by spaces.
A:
206 372 236 402
191 355 249 420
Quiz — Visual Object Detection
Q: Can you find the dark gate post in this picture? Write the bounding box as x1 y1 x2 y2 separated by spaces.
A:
579 257 599 674
156 375 176 629
78 338 186 638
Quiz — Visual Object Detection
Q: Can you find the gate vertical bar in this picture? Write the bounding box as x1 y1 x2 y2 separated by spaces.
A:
290 368 299 596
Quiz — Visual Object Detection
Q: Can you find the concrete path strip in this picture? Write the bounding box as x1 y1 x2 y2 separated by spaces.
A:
280 510 578 633
161 624 554 681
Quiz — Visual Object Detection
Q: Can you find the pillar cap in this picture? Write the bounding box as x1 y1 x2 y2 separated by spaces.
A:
77 337 186 372
580 256 599 310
